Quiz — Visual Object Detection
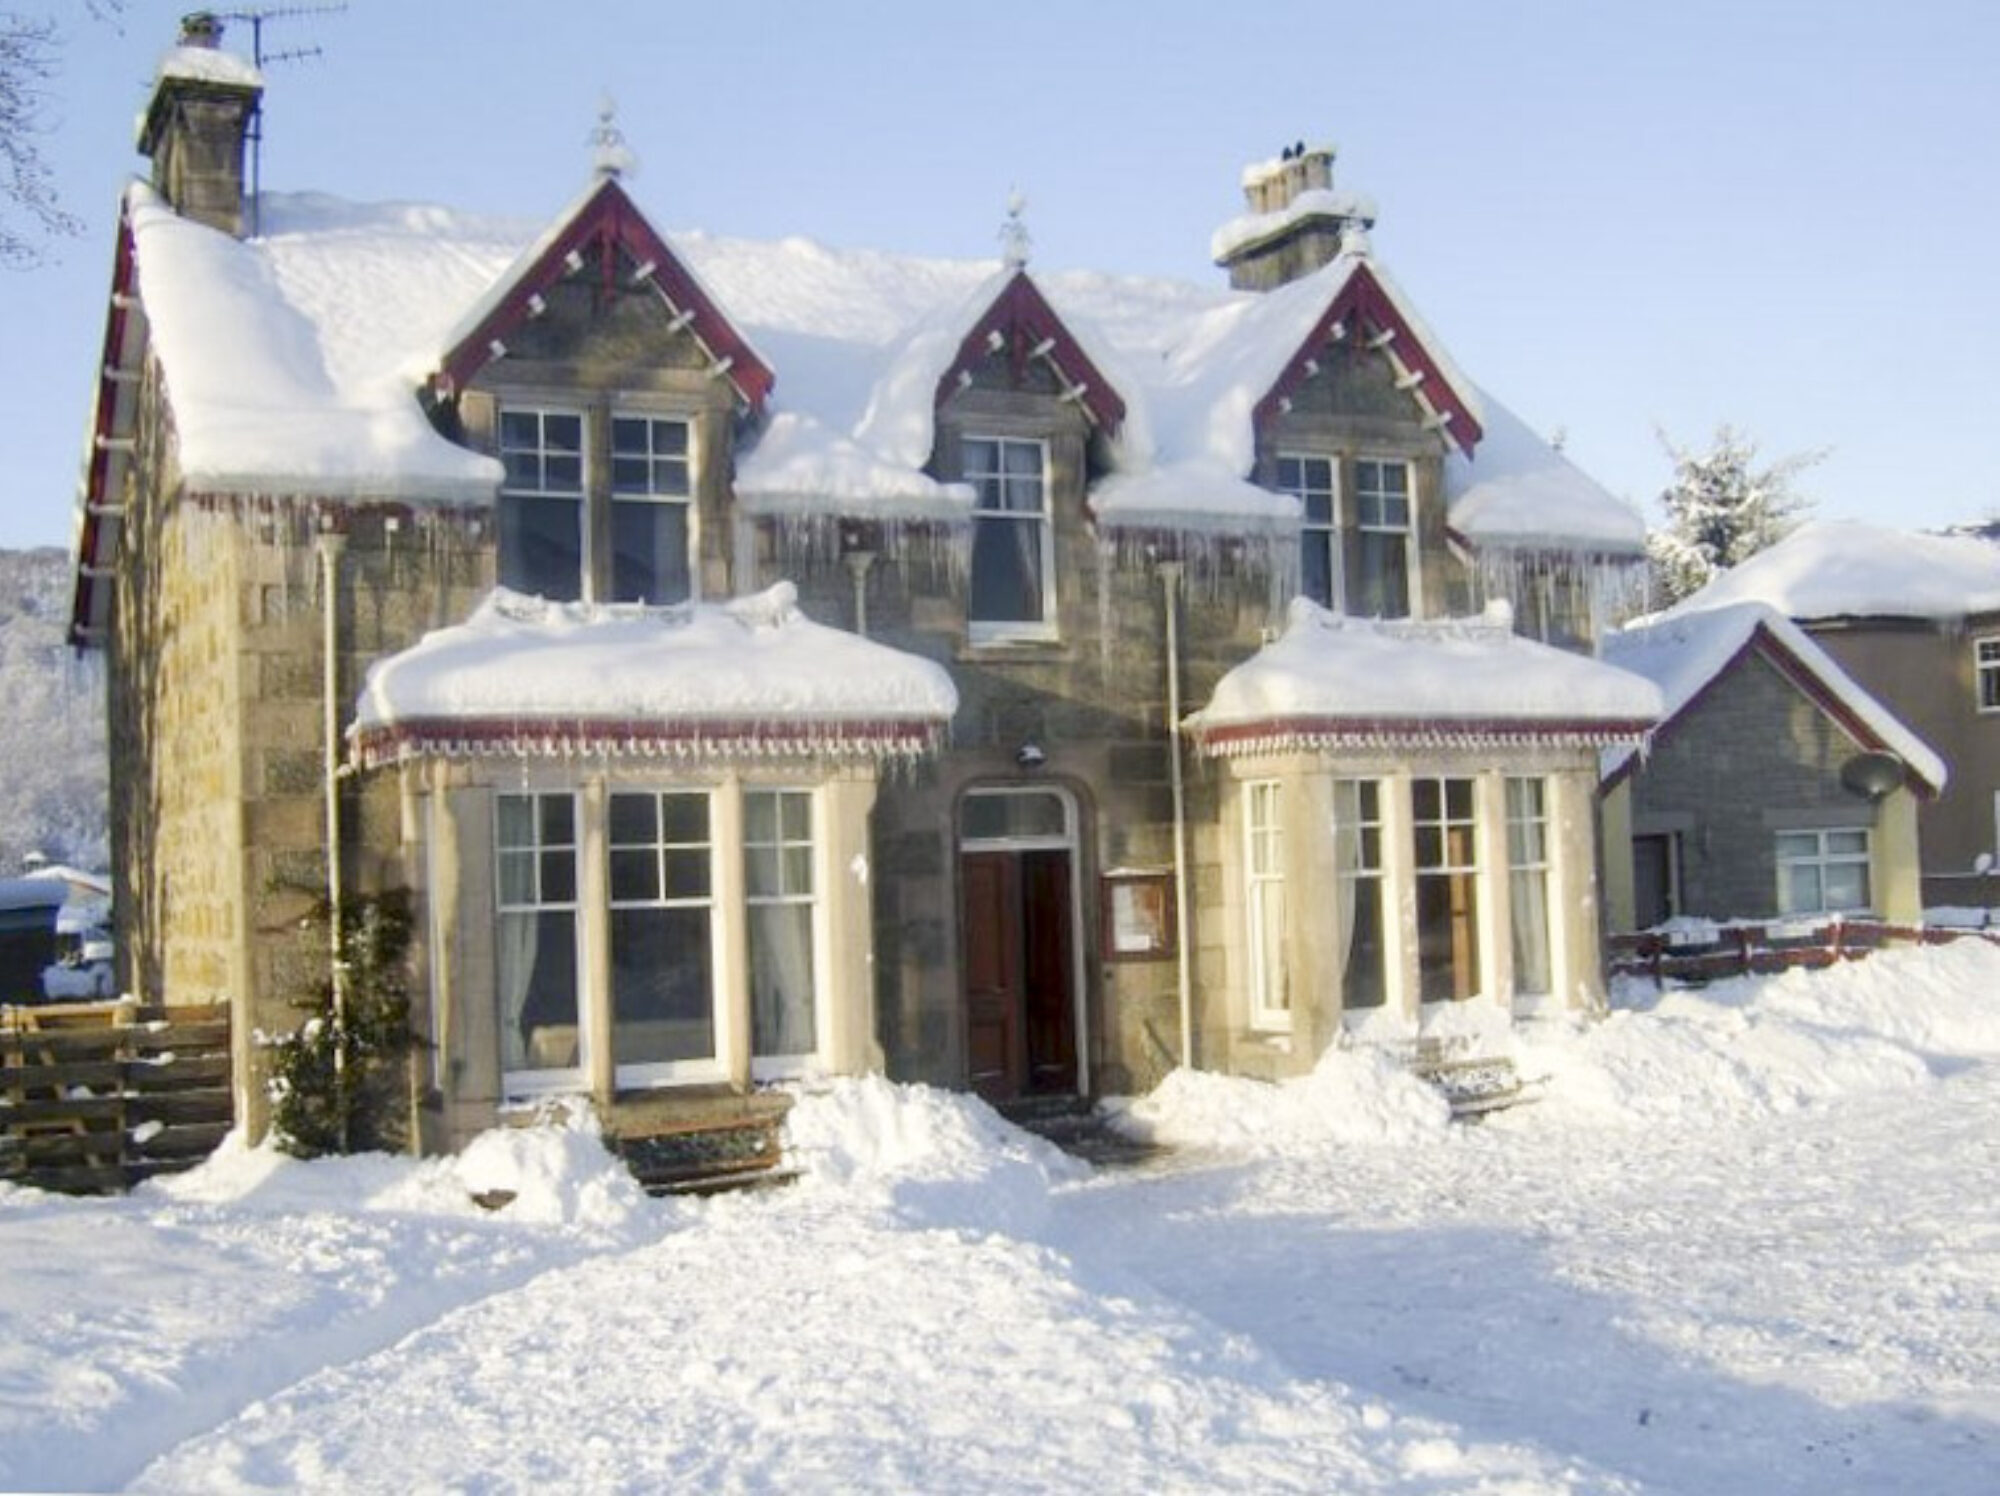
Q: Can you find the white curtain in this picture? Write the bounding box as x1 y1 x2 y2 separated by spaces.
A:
751 905 816 1058
497 909 538 1074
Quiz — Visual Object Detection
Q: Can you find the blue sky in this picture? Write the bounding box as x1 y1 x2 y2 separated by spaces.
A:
2 0 1993 551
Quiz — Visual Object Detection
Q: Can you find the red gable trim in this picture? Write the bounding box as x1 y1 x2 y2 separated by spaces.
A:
352 715 947 770
934 271 1125 434
69 211 143 650
1252 262 1483 455
435 177 773 412
1191 714 1653 757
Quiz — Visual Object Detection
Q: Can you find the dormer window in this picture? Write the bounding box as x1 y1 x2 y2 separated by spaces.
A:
965 435 1055 642
1277 453 1340 609
498 404 695 605
1352 457 1413 619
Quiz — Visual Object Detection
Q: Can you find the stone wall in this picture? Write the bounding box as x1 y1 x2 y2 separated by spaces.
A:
1628 646 1879 919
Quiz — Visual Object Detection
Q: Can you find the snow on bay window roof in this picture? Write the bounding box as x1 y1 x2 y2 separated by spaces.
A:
350 582 958 768
1186 599 1661 757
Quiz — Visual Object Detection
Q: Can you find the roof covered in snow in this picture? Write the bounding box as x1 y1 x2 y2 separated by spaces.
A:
1185 599 1661 756
351 583 958 768
1601 600 1947 792
1668 522 2000 622
103 173 1635 551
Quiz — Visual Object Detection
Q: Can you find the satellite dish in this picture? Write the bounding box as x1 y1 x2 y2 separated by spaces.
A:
1976 852 1995 876
1840 751 1905 802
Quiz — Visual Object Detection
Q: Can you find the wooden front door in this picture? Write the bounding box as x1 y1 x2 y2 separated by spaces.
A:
961 847 1078 1103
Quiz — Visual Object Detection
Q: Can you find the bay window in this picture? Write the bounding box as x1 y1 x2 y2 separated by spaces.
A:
1506 778 1553 998
495 792 582 1080
1414 776 1481 1002
1334 778 1390 1010
1244 780 1289 1030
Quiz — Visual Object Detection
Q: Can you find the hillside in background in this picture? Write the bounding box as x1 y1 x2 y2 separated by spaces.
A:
0 548 107 873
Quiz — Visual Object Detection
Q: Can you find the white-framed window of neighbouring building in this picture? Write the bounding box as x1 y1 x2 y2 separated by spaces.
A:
1506 778 1554 999
965 435 1056 642
1351 457 1415 619
1333 777 1390 1011
608 789 722 1083
745 788 821 1076
1276 453 1340 610
498 405 695 606
1977 637 2000 712
1413 776 1481 1002
1775 827 1871 915
1244 779 1289 1030
495 791 584 1086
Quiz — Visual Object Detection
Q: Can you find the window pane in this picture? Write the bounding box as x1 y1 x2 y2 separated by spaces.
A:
962 438 998 474
1342 880 1389 1009
498 795 534 851
498 908 578 1073
1825 861 1870 910
661 793 708 844
498 849 536 907
745 844 780 899
611 906 714 1064
750 904 817 1057
539 795 574 844
969 515 1045 624
1775 832 1820 860
539 849 575 904
961 791 1066 842
1417 871 1481 1002
664 847 710 901
499 494 583 600
609 848 658 903
611 496 690 604
1827 830 1869 857
609 792 657 846
744 792 778 843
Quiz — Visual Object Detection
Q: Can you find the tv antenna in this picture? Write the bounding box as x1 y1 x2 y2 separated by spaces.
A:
210 4 348 234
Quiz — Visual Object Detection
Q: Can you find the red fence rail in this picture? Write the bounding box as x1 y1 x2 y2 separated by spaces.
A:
1608 918 2000 986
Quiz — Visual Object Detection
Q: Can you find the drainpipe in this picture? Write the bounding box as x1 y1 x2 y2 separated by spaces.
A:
1159 562 1195 1070
317 528 349 1151
844 550 876 637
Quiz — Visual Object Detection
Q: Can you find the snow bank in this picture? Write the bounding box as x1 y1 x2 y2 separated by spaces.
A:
1524 940 2000 1124
1109 1045 1451 1154
150 1111 659 1238
782 1075 1086 1234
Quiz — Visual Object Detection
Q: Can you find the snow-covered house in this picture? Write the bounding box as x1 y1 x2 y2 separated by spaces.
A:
1659 523 2000 911
1600 601 1942 928
70 19 1658 1150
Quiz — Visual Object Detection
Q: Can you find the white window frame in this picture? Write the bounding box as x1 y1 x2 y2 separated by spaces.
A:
498 404 589 603
607 412 697 606
1276 452 1342 610
1334 777 1392 1016
1413 775 1483 1004
745 787 827 1081
1977 636 2000 713
1352 456 1420 619
1775 827 1872 916
1244 780 1289 1031
607 788 726 1087
964 434 1057 644
495 790 586 1094
1505 777 1554 1000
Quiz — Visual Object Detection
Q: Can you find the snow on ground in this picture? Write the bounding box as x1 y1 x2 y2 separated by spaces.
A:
4 944 1999 1492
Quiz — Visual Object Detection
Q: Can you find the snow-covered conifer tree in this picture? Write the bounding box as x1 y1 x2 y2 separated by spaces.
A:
1647 424 1822 604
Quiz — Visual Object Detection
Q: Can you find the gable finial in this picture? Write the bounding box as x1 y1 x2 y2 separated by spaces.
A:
999 186 1031 270
589 93 638 179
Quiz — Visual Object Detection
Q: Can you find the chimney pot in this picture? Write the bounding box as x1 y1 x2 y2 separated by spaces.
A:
178 11 224 48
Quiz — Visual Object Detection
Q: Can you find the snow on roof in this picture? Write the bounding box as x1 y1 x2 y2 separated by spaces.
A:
1088 460 1299 534
1601 600 1947 790
1667 522 2000 622
0 879 69 914
1209 187 1379 264
127 185 502 502
351 582 958 768
1186 599 1661 756
153 43 262 91
1445 393 1646 555
115 179 1624 550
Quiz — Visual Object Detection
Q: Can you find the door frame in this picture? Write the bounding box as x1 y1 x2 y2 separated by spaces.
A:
956 784 1090 1099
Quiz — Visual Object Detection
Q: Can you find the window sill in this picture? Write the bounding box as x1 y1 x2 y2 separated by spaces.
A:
959 633 1070 663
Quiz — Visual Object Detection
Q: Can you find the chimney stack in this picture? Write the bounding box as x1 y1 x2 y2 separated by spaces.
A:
135 13 264 237
1214 141 1376 292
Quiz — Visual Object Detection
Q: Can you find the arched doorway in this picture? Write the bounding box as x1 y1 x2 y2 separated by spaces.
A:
957 786 1086 1103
